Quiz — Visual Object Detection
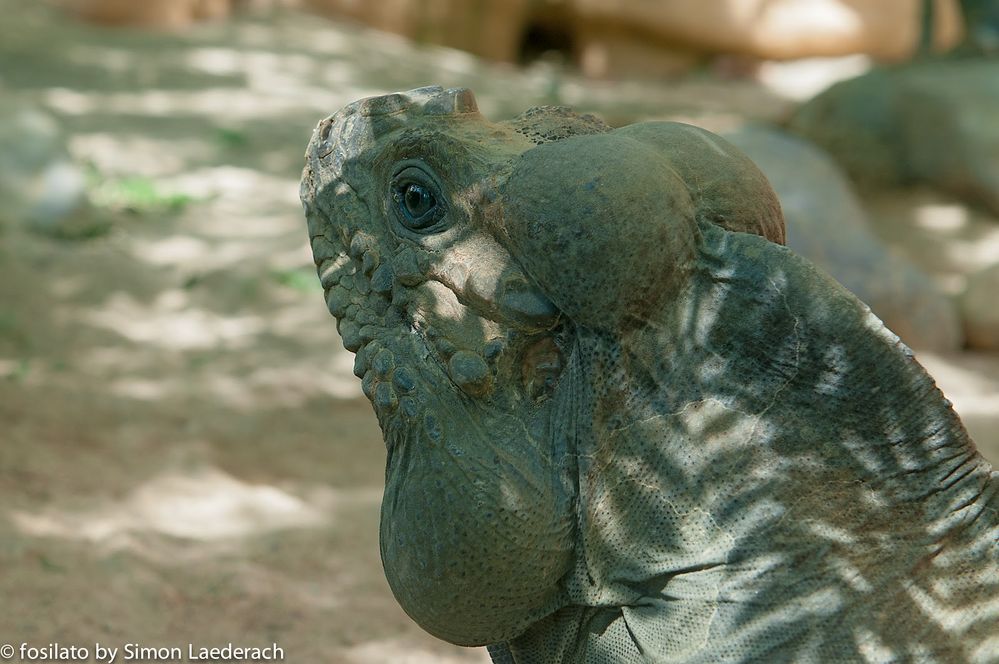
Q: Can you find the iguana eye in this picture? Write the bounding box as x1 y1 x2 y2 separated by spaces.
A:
390 165 447 233
401 183 435 221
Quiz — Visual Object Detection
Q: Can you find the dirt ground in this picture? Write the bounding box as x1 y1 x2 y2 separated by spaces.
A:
0 3 996 663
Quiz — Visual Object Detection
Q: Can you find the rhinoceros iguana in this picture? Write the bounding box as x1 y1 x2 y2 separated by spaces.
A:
299 86 999 663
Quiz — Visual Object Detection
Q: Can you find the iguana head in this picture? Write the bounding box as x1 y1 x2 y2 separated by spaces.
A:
299 86 784 645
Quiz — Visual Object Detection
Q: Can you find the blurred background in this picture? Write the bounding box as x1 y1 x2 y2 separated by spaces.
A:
1 1 997 662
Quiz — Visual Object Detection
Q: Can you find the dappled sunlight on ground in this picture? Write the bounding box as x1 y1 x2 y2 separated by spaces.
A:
866 188 999 295
756 54 871 101
70 133 213 177
162 166 301 210
86 291 266 351
11 466 327 544
343 639 493 664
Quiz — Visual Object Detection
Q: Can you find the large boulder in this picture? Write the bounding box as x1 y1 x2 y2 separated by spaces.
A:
961 263 999 351
571 0 964 63
61 0 232 27
790 59 999 215
724 125 963 352
302 0 965 79
301 0 531 63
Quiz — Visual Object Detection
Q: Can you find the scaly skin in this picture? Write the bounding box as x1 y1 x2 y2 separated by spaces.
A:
300 87 998 663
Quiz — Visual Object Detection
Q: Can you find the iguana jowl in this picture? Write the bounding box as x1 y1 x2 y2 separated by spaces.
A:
300 86 999 663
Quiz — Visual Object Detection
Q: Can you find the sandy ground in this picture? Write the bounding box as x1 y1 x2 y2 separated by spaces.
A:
0 3 996 663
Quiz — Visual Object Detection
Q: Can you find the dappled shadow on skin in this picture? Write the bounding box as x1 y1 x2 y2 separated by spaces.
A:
549 224 999 661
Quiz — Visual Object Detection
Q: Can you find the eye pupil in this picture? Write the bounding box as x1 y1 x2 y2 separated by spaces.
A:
404 184 433 217
391 167 446 233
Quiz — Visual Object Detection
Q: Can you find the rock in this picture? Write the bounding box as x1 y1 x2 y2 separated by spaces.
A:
0 104 91 236
724 125 963 352
860 187 999 295
790 59 999 215
301 0 531 63
61 0 233 27
961 263 999 350
303 0 964 79
571 0 964 62
572 20 703 79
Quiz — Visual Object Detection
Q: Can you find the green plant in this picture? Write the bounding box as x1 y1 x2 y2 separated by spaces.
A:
271 267 319 293
85 164 199 215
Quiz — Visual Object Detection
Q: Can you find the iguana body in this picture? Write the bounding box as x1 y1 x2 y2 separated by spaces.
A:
300 87 999 663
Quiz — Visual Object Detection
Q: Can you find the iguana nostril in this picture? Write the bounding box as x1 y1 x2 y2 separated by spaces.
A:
319 256 351 289
318 119 332 142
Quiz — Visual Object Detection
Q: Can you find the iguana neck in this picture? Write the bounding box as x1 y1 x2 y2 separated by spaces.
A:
553 222 996 658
